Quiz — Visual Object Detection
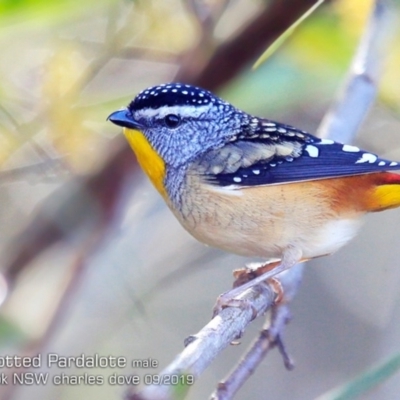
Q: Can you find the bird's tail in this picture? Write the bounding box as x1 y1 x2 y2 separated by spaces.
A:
367 172 400 212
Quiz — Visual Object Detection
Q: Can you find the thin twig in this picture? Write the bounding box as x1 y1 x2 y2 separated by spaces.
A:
126 278 277 400
186 0 215 31
0 157 69 185
317 0 391 142
0 102 54 163
185 0 232 33
211 305 293 400
125 266 304 400
178 0 318 89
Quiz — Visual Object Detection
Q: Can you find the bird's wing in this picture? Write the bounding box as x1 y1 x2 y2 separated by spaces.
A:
197 119 400 187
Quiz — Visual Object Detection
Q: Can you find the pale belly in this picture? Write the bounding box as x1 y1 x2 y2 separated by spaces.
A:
172 179 364 260
176 208 361 259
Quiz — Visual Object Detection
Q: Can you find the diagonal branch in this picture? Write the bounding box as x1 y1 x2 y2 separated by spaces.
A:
126 276 278 400
317 0 391 142
211 304 294 400
178 0 319 90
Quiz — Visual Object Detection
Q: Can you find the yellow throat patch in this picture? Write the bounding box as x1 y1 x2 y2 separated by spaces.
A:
123 128 167 198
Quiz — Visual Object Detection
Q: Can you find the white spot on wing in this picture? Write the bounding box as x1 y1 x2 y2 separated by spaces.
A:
378 161 386 166
355 153 378 164
343 145 360 152
233 177 242 183
390 161 398 166
318 139 335 144
252 169 260 175
305 145 319 158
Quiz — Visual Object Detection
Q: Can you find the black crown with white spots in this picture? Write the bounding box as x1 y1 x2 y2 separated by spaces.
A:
129 83 226 112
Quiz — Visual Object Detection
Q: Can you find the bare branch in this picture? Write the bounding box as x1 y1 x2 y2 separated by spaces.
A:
317 0 391 143
0 102 55 163
0 157 69 185
126 274 283 400
186 0 215 31
210 304 293 400
185 0 233 33
58 38 178 62
178 0 318 90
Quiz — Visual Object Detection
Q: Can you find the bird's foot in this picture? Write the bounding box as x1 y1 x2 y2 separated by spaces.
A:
212 246 303 318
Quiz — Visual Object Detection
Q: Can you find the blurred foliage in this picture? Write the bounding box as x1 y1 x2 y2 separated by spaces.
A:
0 0 113 26
0 315 25 347
253 0 326 70
317 353 400 400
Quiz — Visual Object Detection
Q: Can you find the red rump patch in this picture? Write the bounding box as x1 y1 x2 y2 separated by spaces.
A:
378 172 400 185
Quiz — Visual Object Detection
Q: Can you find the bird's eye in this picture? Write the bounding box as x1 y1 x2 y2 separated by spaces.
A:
164 114 181 129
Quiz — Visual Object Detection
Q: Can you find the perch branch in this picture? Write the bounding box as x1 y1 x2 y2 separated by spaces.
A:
211 305 293 400
126 270 299 400
317 0 391 142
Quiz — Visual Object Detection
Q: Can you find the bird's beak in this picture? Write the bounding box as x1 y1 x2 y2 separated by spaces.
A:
107 109 144 130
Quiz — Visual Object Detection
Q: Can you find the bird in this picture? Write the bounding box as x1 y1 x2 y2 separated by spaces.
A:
108 82 400 299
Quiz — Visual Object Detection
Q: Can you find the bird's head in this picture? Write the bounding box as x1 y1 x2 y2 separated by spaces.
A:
108 83 248 169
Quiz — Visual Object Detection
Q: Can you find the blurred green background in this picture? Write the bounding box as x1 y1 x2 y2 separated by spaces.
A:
1 0 400 399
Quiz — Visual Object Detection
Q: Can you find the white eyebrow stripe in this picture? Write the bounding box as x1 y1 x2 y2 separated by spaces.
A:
135 104 212 119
